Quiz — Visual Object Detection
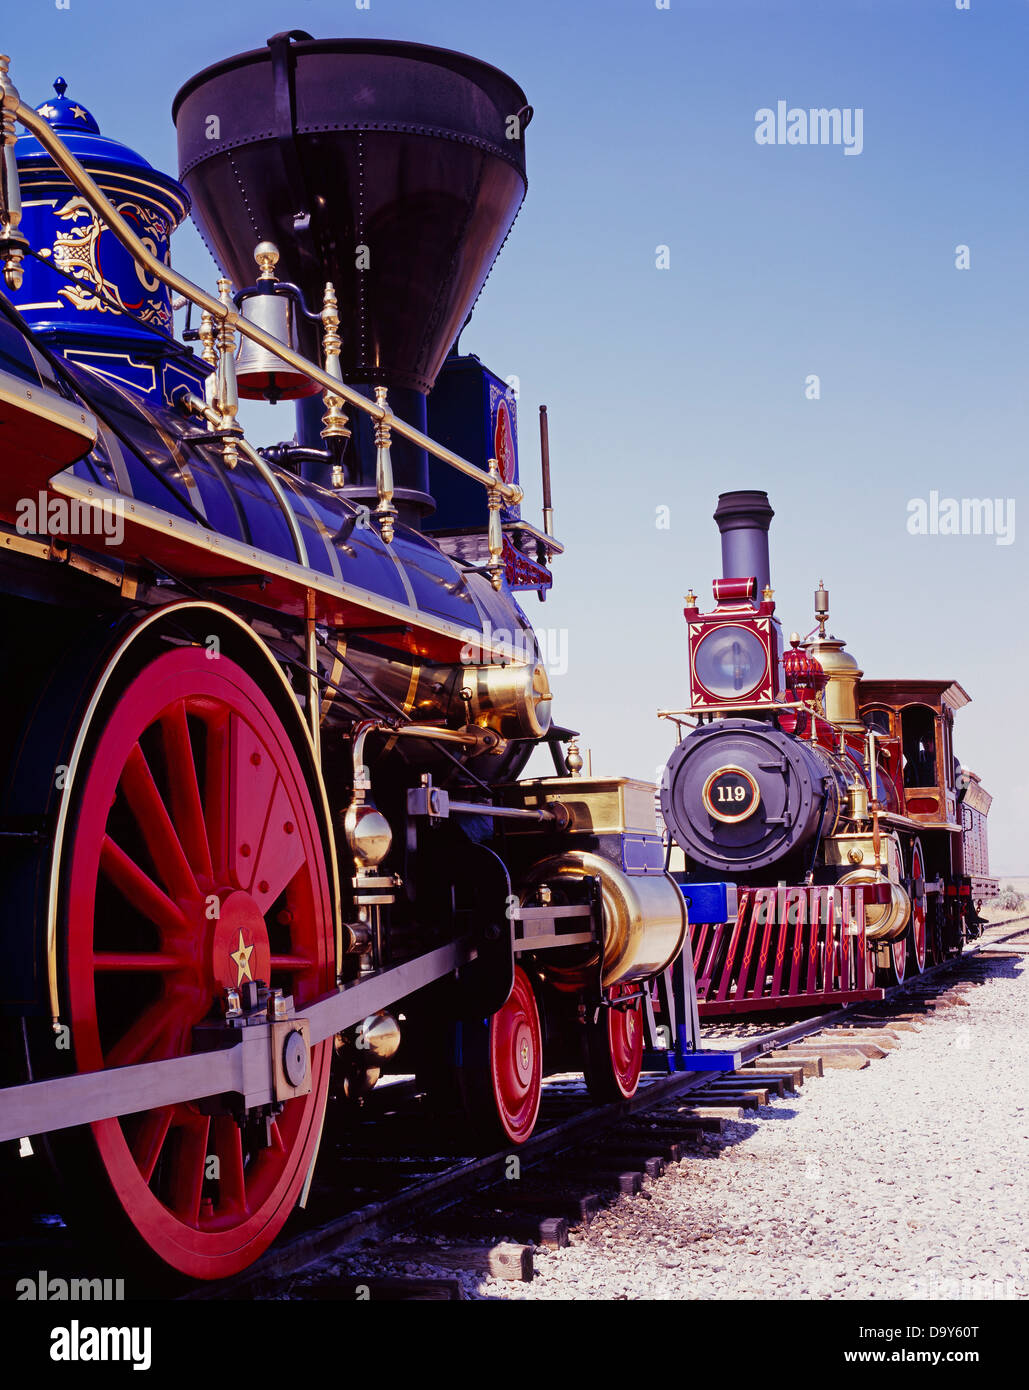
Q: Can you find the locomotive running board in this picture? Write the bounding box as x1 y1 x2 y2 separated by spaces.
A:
0 938 478 1144
691 885 885 1017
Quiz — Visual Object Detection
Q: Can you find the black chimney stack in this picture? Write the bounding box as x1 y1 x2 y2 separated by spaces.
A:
713 490 775 599
173 34 530 509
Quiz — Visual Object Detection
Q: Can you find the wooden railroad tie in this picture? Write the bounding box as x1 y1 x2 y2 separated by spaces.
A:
629 1117 719 1142
740 1064 806 1088
696 1083 772 1107
758 1053 824 1077
734 1070 798 1094
677 1103 746 1120
849 1016 922 1032
580 1150 666 1180
500 1190 603 1227
428 1210 570 1249
296 1276 465 1301
819 1029 902 1049
356 1240 534 1282
563 1167 644 1195
595 1135 685 1162
662 1109 727 1132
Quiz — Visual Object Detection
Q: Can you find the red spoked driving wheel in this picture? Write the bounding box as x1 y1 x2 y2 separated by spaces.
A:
907 839 928 973
487 966 542 1145
583 982 645 1101
60 645 334 1280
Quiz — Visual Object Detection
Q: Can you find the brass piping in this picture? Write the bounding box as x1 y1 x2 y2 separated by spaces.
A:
179 392 310 569
392 723 490 747
305 589 321 770
235 436 310 569
8 94 522 508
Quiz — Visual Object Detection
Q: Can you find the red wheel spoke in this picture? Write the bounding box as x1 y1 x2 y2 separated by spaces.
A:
120 744 198 902
160 701 213 881
168 1111 211 1226
106 1003 180 1069
94 952 183 973
249 778 305 910
203 712 231 880
269 954 315 972
131 1106 173 1184
268 1120 286 1154
212 1116 247 1214
101 836 190 942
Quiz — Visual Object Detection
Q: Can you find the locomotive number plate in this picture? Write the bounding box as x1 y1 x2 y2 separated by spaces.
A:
701 765 761 824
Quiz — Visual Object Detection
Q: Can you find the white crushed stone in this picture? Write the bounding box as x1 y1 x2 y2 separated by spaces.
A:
482 952 1029 1300
290 944 1029 1301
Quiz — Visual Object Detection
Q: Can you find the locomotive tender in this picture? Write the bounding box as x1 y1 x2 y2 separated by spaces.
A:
660 491 997 1016
0 35 692 1279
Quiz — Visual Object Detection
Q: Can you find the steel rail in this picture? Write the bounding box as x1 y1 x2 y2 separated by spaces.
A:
178 1066 718 1300
183 921 1029 1299
4 89 523 509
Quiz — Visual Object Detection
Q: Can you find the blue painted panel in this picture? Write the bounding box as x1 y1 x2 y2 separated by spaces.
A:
680 880 735 924
425 353 520 532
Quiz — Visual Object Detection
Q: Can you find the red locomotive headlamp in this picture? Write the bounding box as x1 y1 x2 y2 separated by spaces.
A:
684 543 781 709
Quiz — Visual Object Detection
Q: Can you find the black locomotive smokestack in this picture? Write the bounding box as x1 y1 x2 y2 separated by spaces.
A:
713 490 774 599
172 33 529 507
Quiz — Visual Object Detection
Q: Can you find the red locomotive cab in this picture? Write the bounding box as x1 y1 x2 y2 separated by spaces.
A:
859 681 969 830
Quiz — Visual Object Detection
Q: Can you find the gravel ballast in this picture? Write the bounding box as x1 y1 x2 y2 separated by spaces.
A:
483 952 1029 1300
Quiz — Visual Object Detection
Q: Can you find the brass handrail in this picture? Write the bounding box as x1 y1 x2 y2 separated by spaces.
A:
0 71 523 510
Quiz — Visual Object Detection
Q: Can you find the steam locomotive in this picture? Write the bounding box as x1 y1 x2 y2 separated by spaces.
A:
0 35 692 1280
659 491 998 1016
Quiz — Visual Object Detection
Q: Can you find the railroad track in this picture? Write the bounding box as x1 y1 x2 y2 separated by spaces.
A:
191 916 1029 1300
5 917 1025 1301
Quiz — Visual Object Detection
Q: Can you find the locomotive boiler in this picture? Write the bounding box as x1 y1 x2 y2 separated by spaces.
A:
659 490 997 1015
0 35 691 1280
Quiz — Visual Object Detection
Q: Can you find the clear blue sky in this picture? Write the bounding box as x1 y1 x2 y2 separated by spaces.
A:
4 0 1026 872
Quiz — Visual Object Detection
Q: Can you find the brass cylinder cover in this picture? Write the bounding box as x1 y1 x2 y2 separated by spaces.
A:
520 851 688 988
845 782 869 822
462 661 552 740
837 867 911 941
336 650 551 742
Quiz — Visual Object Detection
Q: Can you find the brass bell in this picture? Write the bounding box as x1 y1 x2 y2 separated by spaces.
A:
235 242 320 402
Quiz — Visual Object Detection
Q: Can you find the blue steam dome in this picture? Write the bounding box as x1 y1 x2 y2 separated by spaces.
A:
11 76 191 396
34 75 101 134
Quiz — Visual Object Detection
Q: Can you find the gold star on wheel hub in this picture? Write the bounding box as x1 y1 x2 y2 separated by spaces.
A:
229 929 255 986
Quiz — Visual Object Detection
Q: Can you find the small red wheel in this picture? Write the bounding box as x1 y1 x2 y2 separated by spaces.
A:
583 983 645 1101
907 839 928 973
877 934 906 986
487 966 543 1145
57 645 334 1279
